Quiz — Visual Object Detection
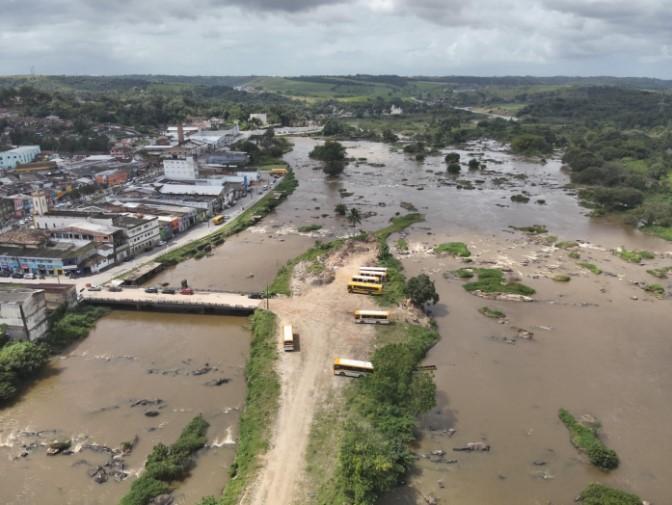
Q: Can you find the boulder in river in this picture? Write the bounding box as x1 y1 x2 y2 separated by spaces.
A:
46 439 71 456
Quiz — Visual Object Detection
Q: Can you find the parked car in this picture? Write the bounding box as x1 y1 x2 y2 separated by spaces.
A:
180 287 194 295
161 287 176 294
24 272 35 280
248 292 265 299
11 272 24 279
144 287 159 294
87 285 102 291
107 286 122 292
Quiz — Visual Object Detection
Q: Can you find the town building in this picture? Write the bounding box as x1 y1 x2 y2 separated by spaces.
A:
0 288 49 341
163 157 199 180
31 191 49 216
95 168 129 186
205 151 250 167
0 146 41 170
189 125 241 150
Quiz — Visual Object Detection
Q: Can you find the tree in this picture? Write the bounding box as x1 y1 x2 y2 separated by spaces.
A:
347 208 362 229
334 203 348 216
447 162 461 174
382 129 398 143
406 274 439 308
323 160 346 176
444 152 460 163
468 158 480 170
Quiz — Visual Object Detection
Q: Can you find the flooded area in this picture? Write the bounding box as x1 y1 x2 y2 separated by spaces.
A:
2 136 671 504
0 311 249 505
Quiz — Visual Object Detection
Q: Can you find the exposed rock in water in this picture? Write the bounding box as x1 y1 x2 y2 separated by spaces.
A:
130 399 164 408
46 439 72 456
453 442 491 452
149 494 174 505
205 377 231 386
145 410 160 418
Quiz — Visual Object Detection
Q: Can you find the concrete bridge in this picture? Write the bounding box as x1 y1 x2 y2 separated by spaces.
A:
81 288 262 316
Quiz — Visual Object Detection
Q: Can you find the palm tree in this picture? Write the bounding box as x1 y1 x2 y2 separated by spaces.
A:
347 208 361 229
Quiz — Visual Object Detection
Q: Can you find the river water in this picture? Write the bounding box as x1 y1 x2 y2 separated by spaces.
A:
1 137 670 505
0 312 249 505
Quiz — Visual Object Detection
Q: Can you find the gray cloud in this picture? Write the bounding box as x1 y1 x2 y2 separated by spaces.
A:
0 0 670 77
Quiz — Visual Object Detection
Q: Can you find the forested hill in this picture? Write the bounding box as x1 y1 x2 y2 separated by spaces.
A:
518 87 672 129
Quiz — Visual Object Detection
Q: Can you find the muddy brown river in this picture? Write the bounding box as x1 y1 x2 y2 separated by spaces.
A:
1 137 670 504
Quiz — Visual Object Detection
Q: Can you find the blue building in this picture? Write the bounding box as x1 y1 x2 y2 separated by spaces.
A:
0 146 41 170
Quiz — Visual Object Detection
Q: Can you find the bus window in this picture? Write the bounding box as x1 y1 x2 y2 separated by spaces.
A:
347 281 383 295
354 310 390 324
333 358 374 377
283 324 296 352
351 274 381 284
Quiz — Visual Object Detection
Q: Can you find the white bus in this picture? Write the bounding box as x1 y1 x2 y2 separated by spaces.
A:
283 324 296 352
359 267 388 282
354 310 390 325
351 274 381 284
333 358 374 377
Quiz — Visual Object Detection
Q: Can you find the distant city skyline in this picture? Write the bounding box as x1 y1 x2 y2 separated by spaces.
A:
1 0 671 78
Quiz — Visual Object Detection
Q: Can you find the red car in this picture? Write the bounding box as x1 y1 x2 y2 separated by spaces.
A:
180 287 194 295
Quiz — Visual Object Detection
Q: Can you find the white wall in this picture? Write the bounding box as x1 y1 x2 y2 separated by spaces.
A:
163 157 198 180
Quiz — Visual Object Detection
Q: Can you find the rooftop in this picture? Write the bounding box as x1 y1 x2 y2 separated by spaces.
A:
158 184 225 196
0 287 44 304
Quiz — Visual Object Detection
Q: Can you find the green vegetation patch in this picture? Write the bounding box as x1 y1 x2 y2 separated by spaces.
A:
646 267 672 279
643 283 666 297
434 242 471 257
558 408 619 470
479 306 506 319
0 334 49 403
615 247 655 263
395 238 409 253
297 224 323 233
462 268 536 296
374 213 425 242
452 268 475 279
121 415 209 505
552 274 571 282
578 262 602 275
201 310 280 505
46 305 108 351
511 224 548 235
578 483 642 505
270 239 345 296
334 323 439 505
644 226 672 242
568 250 581 259
555 240 579 249
158 171 298 266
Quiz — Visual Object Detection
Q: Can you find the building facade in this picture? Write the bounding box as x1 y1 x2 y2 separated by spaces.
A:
0 146 41 170
163 157 199 180
0 288 49 341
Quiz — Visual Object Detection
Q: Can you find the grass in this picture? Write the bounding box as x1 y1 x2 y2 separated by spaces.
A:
615 247 655 263
462 268 536 296
568 250 581 259
374 213 425 242
157 172 298 265
269 239 345 295
578 483 642 505
555 240 579 249
395 238 409 253
511 224 548 235
120 415 209 505
479 306 506 319
203 310 280 505
643 283 666 297
558 408 619 470
434 242 471 257
578 262 602 275
646 266 671 279
552 274 571 282
298 224 323 233
644 225 672 241
452 268 475 279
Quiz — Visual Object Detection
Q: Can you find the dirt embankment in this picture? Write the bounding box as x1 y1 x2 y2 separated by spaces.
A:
242 243 382 505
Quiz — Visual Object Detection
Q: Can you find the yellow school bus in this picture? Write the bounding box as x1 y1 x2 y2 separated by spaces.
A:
333 358 374 377
358 267 388 282
212 215 226 225
283 324 296 352
354 310 390 325
270 167 289 176
347 281 383 296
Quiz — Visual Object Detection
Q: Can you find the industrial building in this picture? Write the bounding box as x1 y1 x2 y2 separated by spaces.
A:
0 146 41 170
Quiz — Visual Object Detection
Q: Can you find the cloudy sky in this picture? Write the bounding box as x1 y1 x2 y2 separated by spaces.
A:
0 0 671 77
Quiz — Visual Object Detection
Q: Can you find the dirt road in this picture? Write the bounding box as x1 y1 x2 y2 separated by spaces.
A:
242 247 381 505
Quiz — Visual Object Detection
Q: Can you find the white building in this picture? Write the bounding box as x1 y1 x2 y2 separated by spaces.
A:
32 191 49 216
0 288 49 341
0 146 41 170
114 215 161 256
163 157 199 180
189 125 240 149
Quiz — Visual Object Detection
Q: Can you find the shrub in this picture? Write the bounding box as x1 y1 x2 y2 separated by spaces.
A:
453 268 475 279
434 242 471 257
578 262 602 275
558 408 619 470
479 307 505 319
511 224 547 234
444 152 460 163
615 247 655 263
578 483 642 505
334 203 348 216
462 269 535 296
298 224 322 233
447 162 461 174
406 274 439 307
510 194 530 203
